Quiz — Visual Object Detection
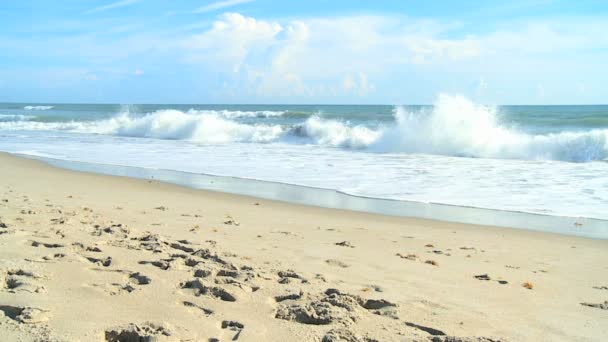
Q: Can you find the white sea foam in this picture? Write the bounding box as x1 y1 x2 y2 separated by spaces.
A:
23 105 54 110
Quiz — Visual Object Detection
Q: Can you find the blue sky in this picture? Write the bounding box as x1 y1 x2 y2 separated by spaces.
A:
0 0 607 104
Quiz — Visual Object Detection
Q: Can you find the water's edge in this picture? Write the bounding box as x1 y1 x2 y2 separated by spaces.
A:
15 153 607 239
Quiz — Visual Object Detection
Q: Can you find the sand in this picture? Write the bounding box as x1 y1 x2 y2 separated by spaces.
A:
0 152 607 341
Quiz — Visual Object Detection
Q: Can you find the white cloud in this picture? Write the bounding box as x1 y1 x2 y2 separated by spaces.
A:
84 0 142 14
7 10 608 103
193 0 255 14
181 13 483 97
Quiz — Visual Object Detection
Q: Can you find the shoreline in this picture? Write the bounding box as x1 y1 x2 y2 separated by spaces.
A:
1 152 607 341
16 153 608 239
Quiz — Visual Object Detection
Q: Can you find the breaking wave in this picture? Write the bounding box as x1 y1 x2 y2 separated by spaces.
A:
1 96 607 162
373 94 608 162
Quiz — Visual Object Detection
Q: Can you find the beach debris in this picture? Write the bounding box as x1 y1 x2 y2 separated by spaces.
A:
593 285 608 290
154 206 167 211
580 301 608 310
425 260 439 266
335 241 355 248
474 274 491 281
0 222 8 228
425 244 435 248
522 282 534 290
224 215 240 226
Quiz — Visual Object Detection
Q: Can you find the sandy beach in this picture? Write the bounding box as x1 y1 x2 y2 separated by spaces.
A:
0 152 606 341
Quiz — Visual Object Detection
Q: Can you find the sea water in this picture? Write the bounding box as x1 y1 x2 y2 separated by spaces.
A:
0 94 607 221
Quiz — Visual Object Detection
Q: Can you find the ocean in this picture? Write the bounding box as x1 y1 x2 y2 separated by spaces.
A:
0 94 607 221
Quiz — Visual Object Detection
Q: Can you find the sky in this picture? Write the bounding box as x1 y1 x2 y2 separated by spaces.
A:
0 0 607 104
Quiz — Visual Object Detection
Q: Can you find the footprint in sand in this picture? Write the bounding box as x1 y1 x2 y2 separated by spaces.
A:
86 256 112 267
0 221 13 235
91 271 151 295
325 259 349 268
221 320 245 341
183 301 213 316
30 240 64 248
0 305 51 324
275 288 398 326
278 270 307 284
2 269 46 294
104 323 172 341
180 279 237 302
129 272 151 285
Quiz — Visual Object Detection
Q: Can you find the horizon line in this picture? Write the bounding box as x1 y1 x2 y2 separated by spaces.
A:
1 101 607 107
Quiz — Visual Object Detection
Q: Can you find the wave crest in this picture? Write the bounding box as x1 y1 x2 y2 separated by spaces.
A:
24 105 54 110
292 116 380 148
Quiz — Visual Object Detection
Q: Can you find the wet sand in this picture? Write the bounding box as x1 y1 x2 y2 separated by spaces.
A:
0 152 607 341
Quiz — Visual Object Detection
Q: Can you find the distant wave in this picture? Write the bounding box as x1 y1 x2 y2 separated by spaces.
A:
24 105 54 110
1 96 607 162
0 114 35 122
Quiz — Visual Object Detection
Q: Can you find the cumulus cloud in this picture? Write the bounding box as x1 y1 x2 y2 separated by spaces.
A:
180 13 483 97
